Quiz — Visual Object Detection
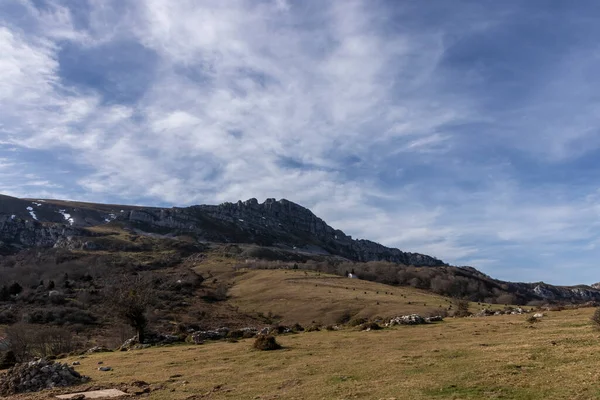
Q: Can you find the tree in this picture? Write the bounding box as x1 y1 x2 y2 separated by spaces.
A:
106 274 155 344
8 282 22 296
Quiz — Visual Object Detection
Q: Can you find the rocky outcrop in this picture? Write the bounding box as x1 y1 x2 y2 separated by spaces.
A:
530 283 600 301
0 196 444 265
0 216 82 249
117 198 445 266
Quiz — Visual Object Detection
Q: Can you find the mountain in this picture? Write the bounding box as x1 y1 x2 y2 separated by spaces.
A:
1 193 600 304
0 195 443 266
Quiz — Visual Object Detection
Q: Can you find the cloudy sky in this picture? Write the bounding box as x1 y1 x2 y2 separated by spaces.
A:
2 0 600 285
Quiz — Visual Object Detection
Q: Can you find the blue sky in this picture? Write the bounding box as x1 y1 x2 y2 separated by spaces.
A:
2 0 600 285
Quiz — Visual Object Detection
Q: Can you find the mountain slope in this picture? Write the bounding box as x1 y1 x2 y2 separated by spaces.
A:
1 194 600 304
0 195 443 266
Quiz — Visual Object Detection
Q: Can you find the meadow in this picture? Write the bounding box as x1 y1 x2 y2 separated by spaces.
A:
6 306 600 400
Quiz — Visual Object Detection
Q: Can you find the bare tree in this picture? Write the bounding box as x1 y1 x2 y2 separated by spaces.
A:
106 274 155 344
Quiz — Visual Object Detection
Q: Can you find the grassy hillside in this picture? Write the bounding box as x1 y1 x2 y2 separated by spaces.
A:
227 269 454 325
6 307 599 400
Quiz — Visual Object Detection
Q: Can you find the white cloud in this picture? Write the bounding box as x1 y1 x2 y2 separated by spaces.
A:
4 0 600 284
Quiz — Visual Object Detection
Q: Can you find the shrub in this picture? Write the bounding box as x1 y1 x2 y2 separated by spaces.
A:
360 322 382 331
253 335 281 351
526 315 539 324
591 308 600 329
291 323 304 332
306 325 320 332
242 331 256 339
454 300 471 318
0 351 17 370
335 310 353 325
348 317 368 327
5 323 78 361
227 330 244 339
0 310 17 324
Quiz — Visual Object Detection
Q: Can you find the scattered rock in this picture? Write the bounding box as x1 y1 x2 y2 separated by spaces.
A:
71 361 80 366
388 314 427 326
0 359 89 396
98 366 112 372
86 346 111 354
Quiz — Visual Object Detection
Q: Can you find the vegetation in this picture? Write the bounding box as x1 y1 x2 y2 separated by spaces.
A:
591 307 600 329
253 335 281 351
24 307 598 400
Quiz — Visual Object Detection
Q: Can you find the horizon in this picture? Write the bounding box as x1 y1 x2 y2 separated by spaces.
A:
2 1 600 285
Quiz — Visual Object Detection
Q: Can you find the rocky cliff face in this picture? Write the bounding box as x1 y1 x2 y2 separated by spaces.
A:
120 198 445 266
0 195 444 266
530 283 600 301
2 193 600 303
0 215 82 250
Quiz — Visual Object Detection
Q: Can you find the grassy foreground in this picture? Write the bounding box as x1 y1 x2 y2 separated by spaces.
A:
9 307 600 400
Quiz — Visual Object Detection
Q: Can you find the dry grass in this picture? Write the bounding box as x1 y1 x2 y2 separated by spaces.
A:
6 307 600 399
228 269 456 325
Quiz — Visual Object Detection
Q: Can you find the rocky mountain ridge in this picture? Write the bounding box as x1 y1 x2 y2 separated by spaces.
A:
2 194 600 303
0 195 443 266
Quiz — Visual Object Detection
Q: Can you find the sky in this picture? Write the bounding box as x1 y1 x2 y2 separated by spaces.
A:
2 0 600 285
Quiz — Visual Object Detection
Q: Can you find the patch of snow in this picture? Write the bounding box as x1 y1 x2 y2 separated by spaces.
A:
58 209 74 226
262 217 266 219
37 199 46 202
104 213 117 224
334 235 338 239
31 202 42 207
10 214 15 220
120 210 124 212
238 219 244 222
26 207 38 220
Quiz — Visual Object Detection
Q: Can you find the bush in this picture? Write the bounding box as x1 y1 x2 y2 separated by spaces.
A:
227 330 244 339
360 322 382 331
591 308 600 329
5 323 78 361
348 317 368 327
335 311 353 325
526 315 539 324
253 335 281 351
454 300 471 318
0 310 17 324
0 351 17 370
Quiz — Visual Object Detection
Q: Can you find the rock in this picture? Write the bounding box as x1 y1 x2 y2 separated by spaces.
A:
533 313 544 318
98 366 112 372
387 314 427 326
86 346 111 354
71 362 80 366
0 359 90 396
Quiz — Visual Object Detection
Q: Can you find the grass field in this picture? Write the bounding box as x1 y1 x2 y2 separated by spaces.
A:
228 269 455 325
8 307 600 400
